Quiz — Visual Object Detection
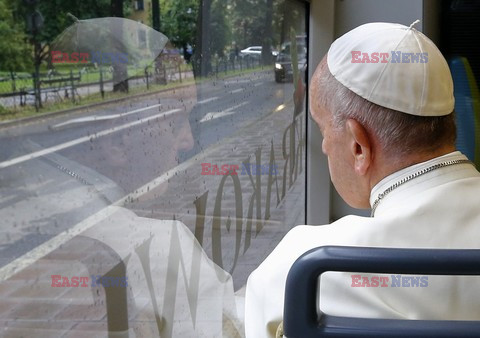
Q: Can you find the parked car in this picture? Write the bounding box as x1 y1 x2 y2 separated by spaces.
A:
240 46 278 60
274 42 307 83
240 46 262 59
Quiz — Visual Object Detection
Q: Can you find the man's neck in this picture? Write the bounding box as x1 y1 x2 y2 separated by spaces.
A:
369 145 456 193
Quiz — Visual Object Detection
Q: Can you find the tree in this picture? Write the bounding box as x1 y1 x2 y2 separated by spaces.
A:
261 0 274 65
192 0 212 77
276 0 305 45
190 0 233 77
0 0 32 72
26 0 112 45
209 0 230 58
227 0 303 55
110 0 128 92
229 0 265 49
160 0 198 59
11 0 112 79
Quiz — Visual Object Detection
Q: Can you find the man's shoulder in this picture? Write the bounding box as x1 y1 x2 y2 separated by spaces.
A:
292 214 374 232
284 215 378 247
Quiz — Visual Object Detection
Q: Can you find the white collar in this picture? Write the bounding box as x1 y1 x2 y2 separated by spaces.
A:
369 151 469 215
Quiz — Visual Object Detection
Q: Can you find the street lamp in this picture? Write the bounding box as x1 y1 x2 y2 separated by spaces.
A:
24 0 44 111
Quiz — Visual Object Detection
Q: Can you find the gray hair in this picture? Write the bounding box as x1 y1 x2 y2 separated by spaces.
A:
312 56 456 159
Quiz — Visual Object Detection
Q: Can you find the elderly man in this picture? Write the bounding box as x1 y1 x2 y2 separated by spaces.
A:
245 22 480 337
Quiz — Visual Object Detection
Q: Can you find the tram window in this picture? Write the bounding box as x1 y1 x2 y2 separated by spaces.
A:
0 0 308 336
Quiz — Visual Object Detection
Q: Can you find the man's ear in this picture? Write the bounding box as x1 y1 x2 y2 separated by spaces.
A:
345 119 372 175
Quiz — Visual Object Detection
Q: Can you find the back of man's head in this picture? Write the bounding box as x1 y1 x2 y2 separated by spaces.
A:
312 21 457 161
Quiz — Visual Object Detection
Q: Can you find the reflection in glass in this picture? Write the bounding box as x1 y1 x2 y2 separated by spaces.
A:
0 0 308 336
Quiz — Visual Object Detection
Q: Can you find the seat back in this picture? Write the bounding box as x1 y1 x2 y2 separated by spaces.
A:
449 56 480 169
283 246 480 337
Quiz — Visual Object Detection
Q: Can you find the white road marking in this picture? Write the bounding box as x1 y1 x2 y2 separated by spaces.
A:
52 114 122 128
199 111 235 123
230 88 244 94
197 97 219 104
224 79 251 85
51 103 163 129
274 104 286 112
0 206 119 281
0 142 220 282
0 108 181 170
254 82 263 87
199 101 249 123
225 101 249 112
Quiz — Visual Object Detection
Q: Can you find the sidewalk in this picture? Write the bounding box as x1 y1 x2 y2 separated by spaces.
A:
0 95 306 337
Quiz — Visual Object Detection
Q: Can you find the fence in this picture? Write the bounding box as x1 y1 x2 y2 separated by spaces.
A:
0 56 262 112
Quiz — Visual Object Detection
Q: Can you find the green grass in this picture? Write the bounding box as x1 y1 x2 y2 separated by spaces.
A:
0 64 269 123
0 78 195 122
0 76 32 93
0 63 194 95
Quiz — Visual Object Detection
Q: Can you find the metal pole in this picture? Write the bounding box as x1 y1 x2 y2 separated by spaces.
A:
11 72 16 109
99 67 104 99
152 0 160 31
32 72 39 111
70 70 75 103
145 67 149 89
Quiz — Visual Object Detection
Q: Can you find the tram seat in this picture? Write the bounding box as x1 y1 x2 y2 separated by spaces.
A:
449 56 480 169
282 246 480 337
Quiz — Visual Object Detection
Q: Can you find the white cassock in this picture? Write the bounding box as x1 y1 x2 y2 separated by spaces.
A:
82 207 243 338
245 151 480 338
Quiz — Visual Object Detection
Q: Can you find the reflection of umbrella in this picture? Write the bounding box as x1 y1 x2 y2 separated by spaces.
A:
50 15 168 83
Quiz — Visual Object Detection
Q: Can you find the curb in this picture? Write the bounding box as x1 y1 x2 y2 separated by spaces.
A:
0 82 194 129
0 68 271 130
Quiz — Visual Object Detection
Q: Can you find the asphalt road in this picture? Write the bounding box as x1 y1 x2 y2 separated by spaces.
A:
0 70 296 268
